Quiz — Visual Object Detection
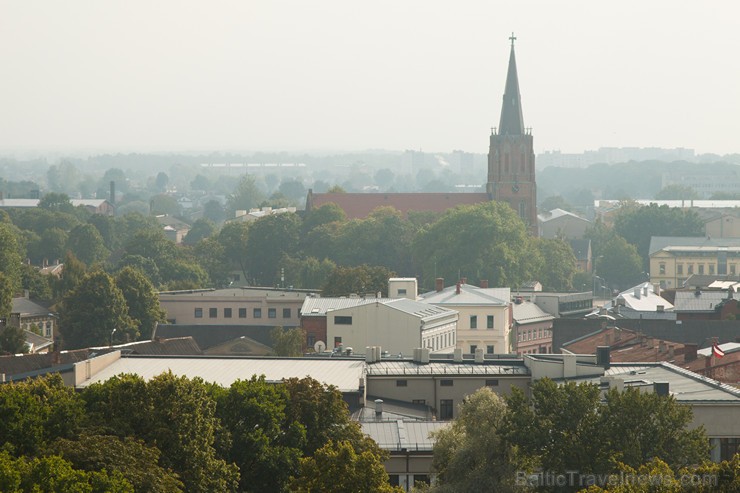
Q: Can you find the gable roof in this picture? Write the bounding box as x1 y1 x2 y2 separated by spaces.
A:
537 208 589 223
307 191 490 220
419 284 510 306
513 301 554 325
672 290 729 312
11 297 51 317
648 236 740 256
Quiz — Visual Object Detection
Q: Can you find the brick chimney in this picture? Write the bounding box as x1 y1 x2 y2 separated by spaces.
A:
480 279 489 288
684 343 698 362
435 278 444 292
456 282 461 295
461 277 467 285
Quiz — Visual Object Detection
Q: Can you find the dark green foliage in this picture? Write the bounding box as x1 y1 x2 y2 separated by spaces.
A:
0 272 13 324
245 213 301 285
65 223 110 266
183 218 215 245
115 266 166 340
320 264 395 297
59 270 136 348
0 323 28 355
0 222 23 294
271 326 305 356
532 237 577 291
38 192 75 213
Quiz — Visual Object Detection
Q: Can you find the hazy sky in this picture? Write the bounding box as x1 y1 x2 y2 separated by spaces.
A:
1 1 739 155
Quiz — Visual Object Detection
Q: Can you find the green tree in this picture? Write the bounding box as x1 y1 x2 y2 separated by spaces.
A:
271 326 305 356
281 256 336 290
539 195 573 212
596 235 644 290
413 202 534 289
278 179 307 204
598 387 708 470
613 203 703 268
183 218 215 245
0 272 13 326
245 213 301 285
301 202 347 235
227 175 266 214
150 194 181 216
654 184 699 200
38 192 75 213
320 265 395 297
192 238 231 288
155 171 170 192
217 221 250 284
115 267 167 340
27 227 67 265
282 377 364 455
202 200 226 223
117 255 161 287
533 237 577 291
0 323 28 355
431 387 528 493
290 439 401 493
59 270 136 348
88 214 118 251
0 374 85 456
0 222 23 294
49 434 185 493
55 251 88 298
213 376 305 493
66 224 110 266
144 373 240 493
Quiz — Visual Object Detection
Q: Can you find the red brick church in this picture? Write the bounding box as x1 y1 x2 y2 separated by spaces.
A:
305 35 538 235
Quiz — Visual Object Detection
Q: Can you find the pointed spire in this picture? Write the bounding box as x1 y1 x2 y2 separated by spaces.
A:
498 33 525 135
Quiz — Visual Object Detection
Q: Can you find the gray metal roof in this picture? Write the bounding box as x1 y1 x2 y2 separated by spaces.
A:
366 360 529 377
361 420 449 452
512 301 554 324
76 355 366 392
672 290 728 312
301 297 389 316
160 287 310 299
537 208 589 223
383 298 456 321
419 285 510 306
648 236 740 256
11 297 51 317
573 362 740 403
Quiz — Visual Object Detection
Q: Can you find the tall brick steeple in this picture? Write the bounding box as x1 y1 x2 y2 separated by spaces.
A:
486 34 538 235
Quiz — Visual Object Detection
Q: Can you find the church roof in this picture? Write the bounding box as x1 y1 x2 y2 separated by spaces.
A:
306 191 490 220
498 36 524 136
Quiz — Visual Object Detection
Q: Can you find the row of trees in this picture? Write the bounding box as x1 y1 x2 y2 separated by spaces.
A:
427 380 737 492
0 373 402 493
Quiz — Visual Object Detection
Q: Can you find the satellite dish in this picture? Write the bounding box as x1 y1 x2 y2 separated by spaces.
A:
314 341 326 353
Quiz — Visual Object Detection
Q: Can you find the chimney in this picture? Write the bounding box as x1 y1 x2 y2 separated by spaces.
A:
474 347 484 363
109 181 116 205
480 279 489 289
654 283 661 296
455 282 461 295
684 343 698 362
453 348 463 363
668 345 675 359
42 258 48 268
51 350 61 365
374 399 383 417
461 277 467 285
658 340 666 354
654 382 670 396
643 286 649 297
435 278 444 292
634 287 641 300
596 346 610 369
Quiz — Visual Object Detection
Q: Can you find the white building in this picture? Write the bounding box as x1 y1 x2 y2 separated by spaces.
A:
419 280 511 354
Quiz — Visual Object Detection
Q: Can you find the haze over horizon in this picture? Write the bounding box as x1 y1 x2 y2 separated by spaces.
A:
2 1 739 157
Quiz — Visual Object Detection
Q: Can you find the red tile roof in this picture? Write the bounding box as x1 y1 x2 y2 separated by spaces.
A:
307 192 490 219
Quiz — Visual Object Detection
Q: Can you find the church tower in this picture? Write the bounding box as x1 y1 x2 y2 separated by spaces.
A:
487 34 538 235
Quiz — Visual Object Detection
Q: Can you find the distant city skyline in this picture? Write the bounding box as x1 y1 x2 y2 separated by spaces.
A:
1 1 739 156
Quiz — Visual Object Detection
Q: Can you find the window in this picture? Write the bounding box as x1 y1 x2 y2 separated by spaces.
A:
307 334 315 347
732 264 737 275
518 332 523 342
659 263 666 275
334 316 352 325
282 308 291 318
396 380 408 387
334 336 342 347
538 328 543 339
470 315 477 329
208 308 217 318
487 345 494 354
412 399 426 405
487 315 494 329
413 475 430 486
268 308 276 319
253 308 262 318
398 288 407 295
720 438 740 461
677 264 683 275
698 264 705 275
440 399 454 420
440 379 453 387
688 264 694 274
469 344 477 353
710 264 715 275
224 308 232 318
194 308 203 318
238 308 247 318
486 379 499 387
389 475 400 487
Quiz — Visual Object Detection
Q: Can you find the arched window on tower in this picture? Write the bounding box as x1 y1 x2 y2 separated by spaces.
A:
519 201 526 220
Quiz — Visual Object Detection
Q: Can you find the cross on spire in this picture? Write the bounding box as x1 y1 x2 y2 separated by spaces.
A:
509 32 516 47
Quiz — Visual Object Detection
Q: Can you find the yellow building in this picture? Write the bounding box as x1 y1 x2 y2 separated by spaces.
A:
649 237 740 288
